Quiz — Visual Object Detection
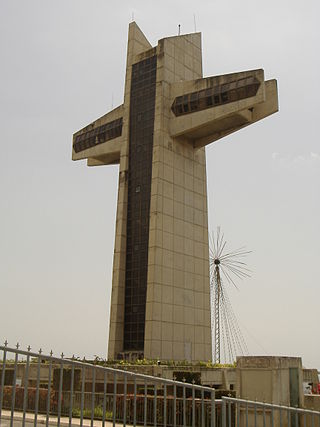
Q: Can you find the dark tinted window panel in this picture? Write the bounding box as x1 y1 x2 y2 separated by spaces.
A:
73 117 123 153
171 76 260 116
221 92 228 103
123 55 157 352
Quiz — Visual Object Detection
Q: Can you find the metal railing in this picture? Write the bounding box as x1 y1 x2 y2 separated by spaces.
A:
221 396 320 427
0 343 216 426
2 342 320 427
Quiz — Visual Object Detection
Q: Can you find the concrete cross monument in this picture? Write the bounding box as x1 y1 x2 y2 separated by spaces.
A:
72 23 278 362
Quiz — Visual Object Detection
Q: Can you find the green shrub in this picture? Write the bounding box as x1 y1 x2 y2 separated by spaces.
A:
72 406 112 420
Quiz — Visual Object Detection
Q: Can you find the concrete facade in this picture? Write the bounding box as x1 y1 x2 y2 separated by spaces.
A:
72 23 278 362
236 356 305 427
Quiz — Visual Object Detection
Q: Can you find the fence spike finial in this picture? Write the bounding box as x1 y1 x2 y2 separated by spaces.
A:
50 350 53 356
4 339 8 346
16 342 20 349
39 348 42 354
27 345 31 352
61 352 64 359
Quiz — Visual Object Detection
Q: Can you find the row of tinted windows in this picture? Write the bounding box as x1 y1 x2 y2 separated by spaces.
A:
73 118 123 153
171 76 260 116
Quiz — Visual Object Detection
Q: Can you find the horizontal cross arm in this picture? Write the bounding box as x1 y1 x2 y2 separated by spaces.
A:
169 70 278 148
72 104 124 166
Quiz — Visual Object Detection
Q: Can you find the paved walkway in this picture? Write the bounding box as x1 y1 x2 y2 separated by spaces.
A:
0 410 124 426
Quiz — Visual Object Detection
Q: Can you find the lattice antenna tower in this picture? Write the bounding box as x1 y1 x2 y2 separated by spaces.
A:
209 227 251 364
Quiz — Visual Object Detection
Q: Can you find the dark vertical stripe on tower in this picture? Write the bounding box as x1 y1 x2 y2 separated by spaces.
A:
124 55 157 352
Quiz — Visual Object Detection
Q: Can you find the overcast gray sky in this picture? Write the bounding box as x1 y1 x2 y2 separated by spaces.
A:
0 0 319 368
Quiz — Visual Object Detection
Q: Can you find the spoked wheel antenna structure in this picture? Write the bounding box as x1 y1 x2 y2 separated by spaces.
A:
209 227 251 364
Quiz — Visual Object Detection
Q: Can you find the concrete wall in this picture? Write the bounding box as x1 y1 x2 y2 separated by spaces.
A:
304 395 320 427
236 356 305 427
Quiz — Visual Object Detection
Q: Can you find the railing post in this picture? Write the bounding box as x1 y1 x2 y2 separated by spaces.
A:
10 344 19 427
254 400 257 427
182 378 186 427
113 371 117 427
102 370 107 427
288 406 291 427
211 389 215 427
0 341 8 421
154 382 157 427
245 401 248 427
22 346 31 427
46 354 53 427
173 377 177 427
228 398 231 427
68 358 75 427
123 373 127 427
237 400 241 427
222 397 227 427
33 348 42 427
201 388 205 427
80 363 86 427
192 381 195 427
143 380 148 427
163 383 167 427
133 377 137 427
57 355 64 427
144 380 147 427
90 365 96 427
